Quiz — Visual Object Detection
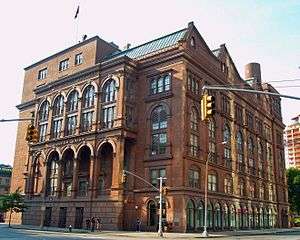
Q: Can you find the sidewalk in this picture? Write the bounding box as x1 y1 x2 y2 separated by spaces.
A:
8 224 300 239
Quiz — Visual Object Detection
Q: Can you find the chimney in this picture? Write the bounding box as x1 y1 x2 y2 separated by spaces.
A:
245 62 261 84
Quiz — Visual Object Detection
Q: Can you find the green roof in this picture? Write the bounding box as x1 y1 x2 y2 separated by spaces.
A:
107 28 188 60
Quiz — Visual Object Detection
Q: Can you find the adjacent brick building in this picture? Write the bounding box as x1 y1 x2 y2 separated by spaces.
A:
11 22 288 232
0 164 12 222
285 115 300 169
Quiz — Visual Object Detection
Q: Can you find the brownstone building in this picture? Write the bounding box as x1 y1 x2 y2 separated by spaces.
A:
11 22 288 232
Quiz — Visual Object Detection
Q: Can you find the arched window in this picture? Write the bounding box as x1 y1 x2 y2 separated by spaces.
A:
196 201 204 229
190 108 198 157
208 119 216 163
187 200 195 230
46 153 59 196
229 205 236 229
67 90 79 112
250 182 256 198
215 203 222 229
82 85 95 108
147 201 157 226
65 91 79 136
102 80 116 128
81 85 95 132
51 95 64 139
103 79 116 102
38 101 49 142
151 105 168 155
207 202 213 228
237 131 244 172
223 124 232 168
248 136 255 175
223 204 229 229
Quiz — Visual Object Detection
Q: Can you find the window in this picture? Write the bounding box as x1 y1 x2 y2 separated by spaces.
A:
75 53 83 65
188 169 199 188
78 179 88 197
235 105 243 124
82 85 95 108
190 134 198 157
150 169 166 188
63 182 72 197
151 105 168 155
59 59 69 71
51 95 64 139
258 139 264 177
208 174 217 191
38 101 49 142
246 112 254 129
102 106 115 128
256 119 263 135
248 137 255 175
269 185 274 201
103 79 117 103
38 68 48 80
65 91 79 136
47 157 59 196
250 182 256 198
81 85 95 132
238 179 245 196
223 124 232 168
259 184 265 199
224 177 233 194
237 131 245 172
208 119 216 163
66 115 77 136
221 95 230 115
190 108 198 131
150 73 171 95
187 74 199 94
81 111 93 132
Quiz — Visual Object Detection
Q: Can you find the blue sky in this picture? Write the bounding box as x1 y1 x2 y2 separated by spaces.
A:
0 0 299 165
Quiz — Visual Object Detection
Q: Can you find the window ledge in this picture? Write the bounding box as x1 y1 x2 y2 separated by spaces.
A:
145 91 173 103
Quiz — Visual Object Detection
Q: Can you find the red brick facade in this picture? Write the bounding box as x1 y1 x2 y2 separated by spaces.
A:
11 22 289 232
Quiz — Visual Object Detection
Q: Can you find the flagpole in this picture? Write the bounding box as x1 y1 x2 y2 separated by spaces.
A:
74 4 80 43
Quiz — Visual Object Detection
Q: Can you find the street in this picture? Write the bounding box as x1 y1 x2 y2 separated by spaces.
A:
1 225 300 240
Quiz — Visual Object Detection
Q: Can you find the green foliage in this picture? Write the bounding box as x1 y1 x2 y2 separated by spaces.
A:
287 168 300 215
0 188 27 227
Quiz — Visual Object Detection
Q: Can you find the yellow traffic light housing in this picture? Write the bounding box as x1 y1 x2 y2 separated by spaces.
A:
121 170 127 183
201 94 215 121
26 124 39 143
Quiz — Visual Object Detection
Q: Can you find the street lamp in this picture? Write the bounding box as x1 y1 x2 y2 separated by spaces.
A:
202 141 227 238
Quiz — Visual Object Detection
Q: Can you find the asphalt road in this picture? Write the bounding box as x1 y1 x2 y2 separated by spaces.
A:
0 225 300 240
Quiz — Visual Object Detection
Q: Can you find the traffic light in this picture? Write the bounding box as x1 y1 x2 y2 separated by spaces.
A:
26 124 39 143
201 94 215 121
121 170 127 183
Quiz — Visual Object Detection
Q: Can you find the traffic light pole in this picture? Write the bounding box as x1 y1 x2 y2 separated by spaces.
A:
122 170 166 237
0 118 34 122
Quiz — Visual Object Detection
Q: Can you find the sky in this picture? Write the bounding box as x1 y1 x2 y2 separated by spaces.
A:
0 0 299 166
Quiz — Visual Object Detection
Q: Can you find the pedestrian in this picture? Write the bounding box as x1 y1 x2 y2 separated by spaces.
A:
96 218 101 232
136 218 141 232
68 224 72 232
86 218 91 230
91 217 96 232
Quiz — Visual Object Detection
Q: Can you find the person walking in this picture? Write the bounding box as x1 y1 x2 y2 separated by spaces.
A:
91 217 96 232
136 218 141 232
96 218 101 232
86 218 90 230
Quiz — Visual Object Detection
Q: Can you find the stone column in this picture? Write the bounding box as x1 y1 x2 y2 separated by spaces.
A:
41 160 48 198
71 158 78 198
76 98 82 135
46 105 53 141
92 91 99 132
111 137 125 192
114 71 125 128
88 155 96 198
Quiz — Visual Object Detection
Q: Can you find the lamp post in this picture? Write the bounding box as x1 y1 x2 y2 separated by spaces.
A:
202 141 227 238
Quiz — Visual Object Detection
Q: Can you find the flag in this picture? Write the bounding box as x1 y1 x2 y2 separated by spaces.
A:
74 5 80 19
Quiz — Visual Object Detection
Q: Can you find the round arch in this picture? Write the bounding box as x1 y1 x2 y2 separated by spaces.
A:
61 145 77 159
146 101 171 119
81 81 98 94
100 75 120 90
97 139 117 155
77 142 94 157
66 87 82 99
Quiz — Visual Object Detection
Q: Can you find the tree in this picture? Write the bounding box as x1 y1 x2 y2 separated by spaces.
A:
0 188 27 227
287 168 300 215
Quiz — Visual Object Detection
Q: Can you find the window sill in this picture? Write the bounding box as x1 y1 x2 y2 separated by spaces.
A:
145 91 173 103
